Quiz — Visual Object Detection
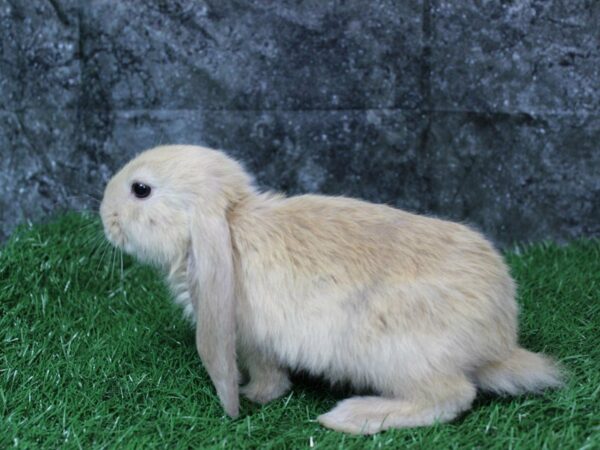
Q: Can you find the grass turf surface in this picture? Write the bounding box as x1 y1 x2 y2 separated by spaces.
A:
1 213 599 449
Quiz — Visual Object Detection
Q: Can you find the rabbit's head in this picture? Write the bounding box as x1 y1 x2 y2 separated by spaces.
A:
100 145 254 418
100 145 253 267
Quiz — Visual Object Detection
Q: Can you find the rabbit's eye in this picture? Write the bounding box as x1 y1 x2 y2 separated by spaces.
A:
132 182 152 199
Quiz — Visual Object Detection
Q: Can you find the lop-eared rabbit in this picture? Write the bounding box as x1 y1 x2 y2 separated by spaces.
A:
101 145 562 434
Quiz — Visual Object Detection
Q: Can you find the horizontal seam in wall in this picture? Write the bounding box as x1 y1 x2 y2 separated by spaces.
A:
0 108 597 117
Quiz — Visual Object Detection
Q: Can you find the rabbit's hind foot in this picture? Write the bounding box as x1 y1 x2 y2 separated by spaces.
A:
317 374 476 434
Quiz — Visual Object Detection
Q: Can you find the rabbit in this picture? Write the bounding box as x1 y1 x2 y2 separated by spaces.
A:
100 145 562 434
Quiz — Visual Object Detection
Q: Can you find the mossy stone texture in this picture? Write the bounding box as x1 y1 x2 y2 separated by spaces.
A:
1 1 598 245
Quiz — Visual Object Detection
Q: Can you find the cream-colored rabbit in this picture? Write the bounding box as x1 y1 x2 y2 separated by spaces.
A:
100 145 562 434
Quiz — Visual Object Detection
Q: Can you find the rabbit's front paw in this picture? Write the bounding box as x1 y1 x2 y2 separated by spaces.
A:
240 373 291 404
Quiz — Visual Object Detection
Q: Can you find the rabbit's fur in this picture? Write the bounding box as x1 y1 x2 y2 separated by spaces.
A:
101 145 562 434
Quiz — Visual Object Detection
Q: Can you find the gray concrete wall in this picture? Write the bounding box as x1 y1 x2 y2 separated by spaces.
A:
1 0 599 245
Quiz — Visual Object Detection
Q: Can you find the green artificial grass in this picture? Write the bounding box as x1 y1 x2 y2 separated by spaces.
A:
1 213 599 449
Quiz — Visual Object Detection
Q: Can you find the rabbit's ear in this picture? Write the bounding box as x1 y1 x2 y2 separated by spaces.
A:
187 212 239 418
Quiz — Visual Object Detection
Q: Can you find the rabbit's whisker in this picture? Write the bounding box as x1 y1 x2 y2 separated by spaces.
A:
96 240 112 274
84 230 105 250
81 239 110 290
110 246 118 281
119 249 124 283
80 233 103 251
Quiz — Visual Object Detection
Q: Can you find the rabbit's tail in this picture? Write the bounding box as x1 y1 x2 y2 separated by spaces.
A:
474 347 563 395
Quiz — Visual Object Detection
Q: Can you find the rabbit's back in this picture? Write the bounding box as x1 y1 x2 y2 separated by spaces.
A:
231 193 510 284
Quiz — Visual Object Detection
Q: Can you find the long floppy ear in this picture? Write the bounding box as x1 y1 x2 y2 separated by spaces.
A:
187 211 239 418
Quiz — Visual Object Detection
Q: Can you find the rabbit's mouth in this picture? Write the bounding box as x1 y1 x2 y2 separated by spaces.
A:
103 215 127 250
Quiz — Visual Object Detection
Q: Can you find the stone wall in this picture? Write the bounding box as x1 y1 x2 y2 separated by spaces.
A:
1 0 598 245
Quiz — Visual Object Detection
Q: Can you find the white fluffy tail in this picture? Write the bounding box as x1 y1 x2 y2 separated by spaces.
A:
475 348 563 395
